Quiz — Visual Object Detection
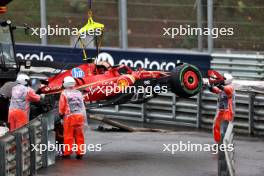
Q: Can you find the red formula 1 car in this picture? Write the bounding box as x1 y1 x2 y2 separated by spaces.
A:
36 61 203 110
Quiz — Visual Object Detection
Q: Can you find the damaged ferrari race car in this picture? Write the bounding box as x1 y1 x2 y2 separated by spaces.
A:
37 61 203 110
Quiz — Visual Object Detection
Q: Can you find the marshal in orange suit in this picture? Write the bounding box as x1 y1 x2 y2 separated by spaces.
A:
208 71 236 143
8 74 41 131
59 76 86 159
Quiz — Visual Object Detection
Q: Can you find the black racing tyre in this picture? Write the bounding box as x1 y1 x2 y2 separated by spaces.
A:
170 63 203 98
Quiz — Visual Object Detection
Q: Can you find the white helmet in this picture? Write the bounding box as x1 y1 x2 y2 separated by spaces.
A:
63 76 76 88
223 73 233 85
16 73 30 85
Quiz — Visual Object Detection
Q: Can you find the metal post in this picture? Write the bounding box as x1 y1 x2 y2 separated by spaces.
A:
29 126 36 175
115 105 119 112
41 117 48 167
0 141 6 176
249 92 255 135
218 138 227 176
172 94 176 120
141 103 146 124
197 0 203 51
119 0 128 49
46 111 55 131
196 92 202 128
47 131 56 166
40 0 47 45
207 0 213 53
15 132 23 176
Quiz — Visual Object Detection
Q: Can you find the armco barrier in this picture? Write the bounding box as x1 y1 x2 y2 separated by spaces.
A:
211 53 264 80
88 89 264 136
0 111 55 176
218 122 235 176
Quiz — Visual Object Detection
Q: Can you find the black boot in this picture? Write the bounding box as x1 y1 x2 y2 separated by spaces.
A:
62 155 71 159
76 155 83 160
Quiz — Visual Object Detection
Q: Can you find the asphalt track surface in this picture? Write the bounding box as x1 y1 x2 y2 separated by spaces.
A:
38 124 264 176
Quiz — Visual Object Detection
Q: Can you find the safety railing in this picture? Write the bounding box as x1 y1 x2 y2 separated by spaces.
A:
0 111 55 176
89 93 199 127
218 122 235 176
211 53 264 80
88 89 264 136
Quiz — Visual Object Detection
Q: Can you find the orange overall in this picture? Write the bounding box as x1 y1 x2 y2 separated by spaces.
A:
59 89 86 156
211 85 235 143
8 84 40 131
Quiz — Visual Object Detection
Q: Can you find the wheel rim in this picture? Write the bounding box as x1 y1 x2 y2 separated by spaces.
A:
183 70 199 90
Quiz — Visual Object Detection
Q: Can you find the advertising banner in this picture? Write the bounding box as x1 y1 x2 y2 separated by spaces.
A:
15 44 211 75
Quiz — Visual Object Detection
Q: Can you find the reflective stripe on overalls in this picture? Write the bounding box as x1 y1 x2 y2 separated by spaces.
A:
64 89 85 116
9 84 28 111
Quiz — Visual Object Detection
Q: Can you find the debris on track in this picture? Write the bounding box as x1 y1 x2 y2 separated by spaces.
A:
90 115 168 133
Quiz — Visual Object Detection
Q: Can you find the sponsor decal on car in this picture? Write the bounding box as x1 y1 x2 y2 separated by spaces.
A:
72 68 85 78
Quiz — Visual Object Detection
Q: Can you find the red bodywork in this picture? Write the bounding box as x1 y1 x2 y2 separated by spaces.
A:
40 63 169 102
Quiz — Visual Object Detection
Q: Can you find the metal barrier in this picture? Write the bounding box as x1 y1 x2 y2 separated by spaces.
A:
211 53 264 80
0 111 55 176
89 93 199 127
218 122 235 176
89 89 264 136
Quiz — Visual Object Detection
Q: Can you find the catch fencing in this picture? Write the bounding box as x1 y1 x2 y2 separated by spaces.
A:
211 53 264 80
89 89 264 136
0 111 55 176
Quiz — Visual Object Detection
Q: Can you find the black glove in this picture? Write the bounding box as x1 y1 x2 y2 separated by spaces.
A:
219 80 225 86
59 114 64 119
212 80 224 88
218 84 225 90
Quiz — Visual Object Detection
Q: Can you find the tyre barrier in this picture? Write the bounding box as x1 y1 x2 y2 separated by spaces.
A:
0 111 55 176
218 122 235 176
